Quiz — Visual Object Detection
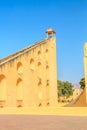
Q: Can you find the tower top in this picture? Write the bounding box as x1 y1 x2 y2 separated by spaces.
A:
46 27 56 37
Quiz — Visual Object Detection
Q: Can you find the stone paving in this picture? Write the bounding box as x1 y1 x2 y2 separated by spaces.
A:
0 115 87 130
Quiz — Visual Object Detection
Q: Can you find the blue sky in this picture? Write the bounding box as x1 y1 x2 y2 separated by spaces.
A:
0 0 87 84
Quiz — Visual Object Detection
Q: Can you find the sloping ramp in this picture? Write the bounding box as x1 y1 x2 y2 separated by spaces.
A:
0 38 48 65
66 89 87 107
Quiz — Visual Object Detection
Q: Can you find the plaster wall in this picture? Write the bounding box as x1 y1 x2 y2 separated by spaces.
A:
0 37 58 107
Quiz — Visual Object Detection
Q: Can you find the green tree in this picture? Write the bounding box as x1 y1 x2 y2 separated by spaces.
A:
79 78 85 89
63 81 73 97
57 80 74 99
58 80 64 97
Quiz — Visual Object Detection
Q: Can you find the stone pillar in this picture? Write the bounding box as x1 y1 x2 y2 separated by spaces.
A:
49 37 58 106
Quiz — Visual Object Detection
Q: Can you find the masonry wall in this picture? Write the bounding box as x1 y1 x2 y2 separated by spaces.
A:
0 37 58 107
72 89 87 107
70 43 87 107
84 43 87 103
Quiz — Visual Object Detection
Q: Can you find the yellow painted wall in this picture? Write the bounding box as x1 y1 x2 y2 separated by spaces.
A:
0 37 58 107
73 89 82 100
84 43 87 103
70 43 87 106
72 89 87 107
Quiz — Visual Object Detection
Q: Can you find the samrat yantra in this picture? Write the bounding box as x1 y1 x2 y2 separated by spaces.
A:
0 28 58 108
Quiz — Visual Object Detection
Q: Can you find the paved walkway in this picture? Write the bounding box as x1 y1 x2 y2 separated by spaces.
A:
0 115 87 130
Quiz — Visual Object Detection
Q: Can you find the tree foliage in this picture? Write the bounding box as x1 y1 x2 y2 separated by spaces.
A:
57 80 74 98
79 78 85 89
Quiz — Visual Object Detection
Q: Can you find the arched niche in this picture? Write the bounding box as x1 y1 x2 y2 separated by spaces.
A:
38 80 42 100
37 62 42 76
0 74 7 107
38 50 41 55
45 49 48 53
46 65 49 79
17 62 23 74
30 58 34 70
46 80 50 105
46 65 49 70
16 78 23 107
45 49 49 60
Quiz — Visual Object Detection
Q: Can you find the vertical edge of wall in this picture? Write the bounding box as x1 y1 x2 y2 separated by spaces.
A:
84 43 87 103
48 37 58 106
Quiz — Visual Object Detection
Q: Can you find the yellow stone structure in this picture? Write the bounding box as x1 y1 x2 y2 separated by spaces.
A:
73 88 82 100
84 43 87 103
0 28 58 108
70 43 87 106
